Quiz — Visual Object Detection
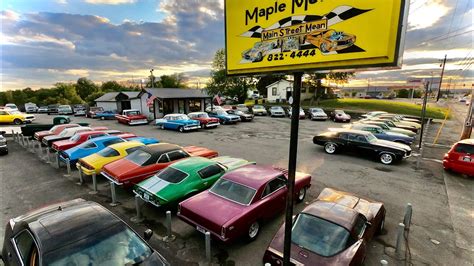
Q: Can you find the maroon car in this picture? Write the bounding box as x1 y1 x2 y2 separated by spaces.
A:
263 188 386 265
330 109 351 122
177 165 312 243
188 112 220 128
33 124 81 141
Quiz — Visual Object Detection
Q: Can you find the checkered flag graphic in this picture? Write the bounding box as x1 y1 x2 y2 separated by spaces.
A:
240 6 371 38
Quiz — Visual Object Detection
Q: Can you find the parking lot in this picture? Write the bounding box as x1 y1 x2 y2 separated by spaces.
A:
0 109 472 265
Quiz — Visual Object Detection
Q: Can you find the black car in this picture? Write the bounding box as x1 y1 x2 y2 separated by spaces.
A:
1 199 169 266
0 132 7 155
313 129 412 165
226 109 254 121
47 104 59 115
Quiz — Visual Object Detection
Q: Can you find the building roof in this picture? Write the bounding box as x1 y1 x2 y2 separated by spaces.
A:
94 91 142 102
146 88 210 99
265 79 292 89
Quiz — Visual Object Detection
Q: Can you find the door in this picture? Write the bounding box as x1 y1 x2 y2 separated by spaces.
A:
347 134 373 155
121 100 131 111
7 229 40 266
0 110 9 123
260 176 287 219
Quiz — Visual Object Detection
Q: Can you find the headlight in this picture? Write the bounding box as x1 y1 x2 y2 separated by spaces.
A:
0 139 6 145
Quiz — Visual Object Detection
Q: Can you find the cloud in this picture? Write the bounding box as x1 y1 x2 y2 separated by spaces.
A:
408 1 449 30
84 0 136 5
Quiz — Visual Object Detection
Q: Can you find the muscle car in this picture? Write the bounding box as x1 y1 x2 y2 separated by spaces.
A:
42 127 93 147
288 108 306 119
376 115 421 129
208 110 240 124
306 29 356 53
313 129 412 165
116 109 148 125
57 105 73 115
358 120 417 137
0 109 34 125
252 105 267 116
235 104 250 113
77 141 146 176
443 138 474 176
269 106 285 117
101 143 218 187
1 199 169 266
344 124 414 145
86 106 104 118
177 165 311 243
33 124 81 141
365 118 418 133
360 111 387 119
96 110 117 120
309 108 328 120
0 133 7 155
51 130 110 152
263 188 385 266
188 112 220 128
330 109 351 122
155 114 200 132
242 41 278 62
226 109 254 122
133 156 254 208
58 135 137 165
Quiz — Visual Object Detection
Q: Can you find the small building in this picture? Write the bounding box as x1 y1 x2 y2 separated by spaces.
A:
94 91 150 116
266 80 314 103
146 88 211 119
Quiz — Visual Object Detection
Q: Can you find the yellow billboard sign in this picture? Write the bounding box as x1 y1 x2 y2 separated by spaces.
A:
225 0 409 75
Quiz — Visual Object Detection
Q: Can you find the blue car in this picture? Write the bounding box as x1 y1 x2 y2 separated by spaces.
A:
127 137 160 145
349 123 414 145
96 110 116 120
155 114 200 132
208 110 241 124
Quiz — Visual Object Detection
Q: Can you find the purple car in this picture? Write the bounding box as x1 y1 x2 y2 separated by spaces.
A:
330 110 351 122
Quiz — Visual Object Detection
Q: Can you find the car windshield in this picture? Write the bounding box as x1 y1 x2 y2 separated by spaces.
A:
271 107 283 111
385 121 396 127
366 133 377 142
209 178 256 205
233 110 244 115
126 111 140 115
292 213 353 257
194 113 208 118
254 105 264 110
98 147 120 157
127 150 152 166
156 167 188 183
335 110 345 114
177 115 189 120
69 134 81 142
311 108 323 113
44 224 154 266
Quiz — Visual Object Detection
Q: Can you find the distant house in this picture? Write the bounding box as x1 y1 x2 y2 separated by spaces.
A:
94 91 150 116
146 88 211 118
266 80 314 103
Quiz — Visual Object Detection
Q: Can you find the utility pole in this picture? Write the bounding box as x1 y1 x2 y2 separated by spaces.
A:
419 81 430 149
436 55 447 101
150 69 155 89
460 87 473 140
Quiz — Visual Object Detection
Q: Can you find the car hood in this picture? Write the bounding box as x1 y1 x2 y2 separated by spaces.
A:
65 147 97 160
312 112 327 115
385 131 413 140
53 139 75 148
80 153 110 169
373 139 411 151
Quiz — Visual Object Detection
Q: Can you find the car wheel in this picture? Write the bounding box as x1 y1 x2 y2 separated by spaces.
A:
324 142 337 154
178 126 184 133
296 187 306 203
222 120 226 125
377 215 385 235
13 119 22 125
100 117 105 120
380 153 394 165
247 221 260 242
160 124 165 130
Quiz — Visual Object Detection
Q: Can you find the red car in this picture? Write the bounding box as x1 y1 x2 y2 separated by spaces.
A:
263 188 385 266
33 124 81 141
188 112 220 128
330 109 351 122
101 143 218 187
177 165 311 243
51 130 136 152
443 139 474 176
115 109 149 125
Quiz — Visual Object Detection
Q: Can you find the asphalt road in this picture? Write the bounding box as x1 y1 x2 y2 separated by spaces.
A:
0 111 471 265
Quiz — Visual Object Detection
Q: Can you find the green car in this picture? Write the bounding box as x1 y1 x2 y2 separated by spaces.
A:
133 156 254 207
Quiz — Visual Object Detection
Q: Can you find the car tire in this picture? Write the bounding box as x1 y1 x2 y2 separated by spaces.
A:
377 215 385 235
178 126 184 133
380 153 394 165
13 119 22 125
160 124 165 130
246 221 260 242
100 117 105 120
324 142 337 154
296 187 306 203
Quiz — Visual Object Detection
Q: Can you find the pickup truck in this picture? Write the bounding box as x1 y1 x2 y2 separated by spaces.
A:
20 116 89 138
115 109 149 126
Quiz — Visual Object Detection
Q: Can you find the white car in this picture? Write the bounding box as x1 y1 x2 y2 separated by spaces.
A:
252 105 267 116
360 111 387 119
269 106 286 117
205 104 225 112
288 108 306 119
5 103 18 111
309 108 328 120
235 104 249 112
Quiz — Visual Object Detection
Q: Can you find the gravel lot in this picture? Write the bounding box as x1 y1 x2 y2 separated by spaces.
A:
0 110 471 265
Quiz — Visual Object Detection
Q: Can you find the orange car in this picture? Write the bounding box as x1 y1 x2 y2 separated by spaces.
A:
306 29 356 53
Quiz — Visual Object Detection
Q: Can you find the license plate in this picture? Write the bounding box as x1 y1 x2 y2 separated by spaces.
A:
143 193 150 201
462 157 472 162
196 226 206 234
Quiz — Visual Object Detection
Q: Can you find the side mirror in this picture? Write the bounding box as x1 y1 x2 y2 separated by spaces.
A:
144 229 153 241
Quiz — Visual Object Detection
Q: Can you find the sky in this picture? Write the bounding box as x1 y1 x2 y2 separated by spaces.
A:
0 0 473 91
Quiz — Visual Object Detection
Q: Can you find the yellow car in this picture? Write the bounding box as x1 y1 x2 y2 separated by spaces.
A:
306 29 356 53
0 109 35 125
77 141 145 175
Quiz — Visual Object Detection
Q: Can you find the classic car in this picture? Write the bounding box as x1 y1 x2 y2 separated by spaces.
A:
313 129 412 165
0 132 7 155
177 165 312 242
133 156 254 208
227 109 254 122
306 29 356 53
269 106 286 117
87 106 104 118
288 108 306 119
59 135 138 165
370 112 422 123
101 143 219 187
376 115 421 129
242 41 278 62
155 114 200 132
208 110 241 124
263 188 385 266
443 138 474 176
235 104 250 112
33 123 82 141
47 104 59 115
365 118 418 133
21 116 89 138
77 141 147 176
51 130 110 152
116 109 149 125
188 112 220 128
4 103 18 111
357 120 417 137
330 109 351 122
360 111 387 119
25 103 38 113
0 109 35 125
96 110 117 120
309 107 328 120
37 106 49 113
73 105 87 116
252 105 267 116
1 198 169 266
344 124 414 145
42 127 93 147
57 105 73 115
205 104 226 113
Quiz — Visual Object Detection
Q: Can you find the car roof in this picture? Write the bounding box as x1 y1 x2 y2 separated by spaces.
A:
124 109 139 112
171 157 213 171
165 113 186 117
22 199 123 253
351 124 381 129
457 138 474 145
221 164 282 189
143 143 181 155
75 130 105 136
188 112 206 115
87 135 120 143
108 140 144 150
330 129 371 135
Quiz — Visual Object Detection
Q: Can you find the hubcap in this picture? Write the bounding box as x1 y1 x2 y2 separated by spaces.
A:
248 222 259 238
298 188 305 201
381 154 393 164
325 143 336 153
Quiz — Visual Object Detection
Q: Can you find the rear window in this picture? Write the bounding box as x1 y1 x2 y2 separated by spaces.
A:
97 147 120 157
125 146 142 154
103 138 125 147
127 150 152 166
454 143 474 154
156 167 188 183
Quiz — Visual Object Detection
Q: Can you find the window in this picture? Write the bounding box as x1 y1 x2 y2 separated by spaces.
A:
262 176 287 198
189 100 202 112
355 135 368 143
156 167 188 183
339 133 349 140
353 215 367 239
97 147 120 157
178 100 185 113
454 143 474 154
301 87 306 93
167 150 190 161
103 138 125 147
125 146 143 155
198 164 224 179
14 230 39 265
157 154 169 163
88 134 106 139
81 142 98 149
272 87 277 96
210 179 256 205
127 150 152 166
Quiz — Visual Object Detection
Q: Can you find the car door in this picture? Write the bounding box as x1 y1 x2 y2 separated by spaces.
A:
259 176 287 220
0 110 9 123
348 133 373 154
197 164 225 190
7 229 40 266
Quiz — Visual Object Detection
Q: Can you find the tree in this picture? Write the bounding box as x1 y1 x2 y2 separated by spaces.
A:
101 81 126 92
160 74 186 88
307 72 354 104
397 89 410 98
75 78 99 100
54 83 83 104
255 74 286 97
